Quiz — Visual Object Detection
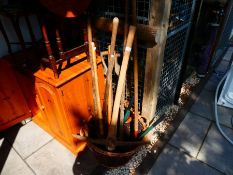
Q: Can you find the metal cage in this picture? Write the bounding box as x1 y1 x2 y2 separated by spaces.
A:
93 0 196 116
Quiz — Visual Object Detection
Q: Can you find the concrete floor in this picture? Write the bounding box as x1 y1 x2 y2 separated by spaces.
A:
0 48 232 175
0 121 100 175
148 47 233 175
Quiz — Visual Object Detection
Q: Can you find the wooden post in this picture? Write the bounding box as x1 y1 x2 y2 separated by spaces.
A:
141 0 172 141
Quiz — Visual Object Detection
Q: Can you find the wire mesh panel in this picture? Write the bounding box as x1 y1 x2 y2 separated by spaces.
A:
93 0 150 112
156 28 188 114
156 0 196 115
92 0 196 116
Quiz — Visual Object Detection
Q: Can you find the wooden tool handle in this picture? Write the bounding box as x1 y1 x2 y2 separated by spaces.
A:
103 18 119 124
120 0 129 139
87 20 104 136
87 19 97 116
123 0 129 47
132 0 139 138
110 17 119 57
108 26 136 140
91 43 104 133
107 46 112 126
87 19 97 115
87 19 93 59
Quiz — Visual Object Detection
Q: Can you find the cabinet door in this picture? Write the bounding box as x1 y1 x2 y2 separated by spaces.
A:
36 82 68 140
60 74 91 136
0 60 30 125
60 64 105 136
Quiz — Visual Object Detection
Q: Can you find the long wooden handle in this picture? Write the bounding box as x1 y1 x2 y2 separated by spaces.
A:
92 43 104 132
87 19 97 115
132 0 139 138
108 26 136 140
123 0 129 47
107 46 112 125
120 0 129 138
103 17 119 123
87 20 104 136
110 17 119 58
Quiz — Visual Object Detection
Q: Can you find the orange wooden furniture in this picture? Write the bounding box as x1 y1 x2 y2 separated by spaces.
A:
33 55 105 154
0 59 32 131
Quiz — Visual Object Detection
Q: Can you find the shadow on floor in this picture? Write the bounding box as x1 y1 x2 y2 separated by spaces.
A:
72 147 105 175
0 124 21 174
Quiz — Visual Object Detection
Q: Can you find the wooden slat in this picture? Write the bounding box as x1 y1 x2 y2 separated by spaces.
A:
94 17 157 48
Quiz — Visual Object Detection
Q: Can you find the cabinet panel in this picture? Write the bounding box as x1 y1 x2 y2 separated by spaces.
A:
60 64 105 136
0 60 30 127
60 74 91 136
36 82 68 141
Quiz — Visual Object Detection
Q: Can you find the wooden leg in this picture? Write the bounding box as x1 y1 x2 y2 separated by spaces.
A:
41 24 58 78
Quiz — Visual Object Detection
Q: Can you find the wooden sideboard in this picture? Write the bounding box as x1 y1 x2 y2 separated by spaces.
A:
33 56 105 154
0 59 32 131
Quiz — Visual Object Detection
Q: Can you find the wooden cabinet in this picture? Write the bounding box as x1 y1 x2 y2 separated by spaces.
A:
33 58 105 154
0 59 31 131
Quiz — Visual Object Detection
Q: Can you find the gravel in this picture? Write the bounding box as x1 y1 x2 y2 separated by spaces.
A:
105 72 200 175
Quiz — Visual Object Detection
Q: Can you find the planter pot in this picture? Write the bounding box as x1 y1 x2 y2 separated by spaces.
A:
88 141 141 167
